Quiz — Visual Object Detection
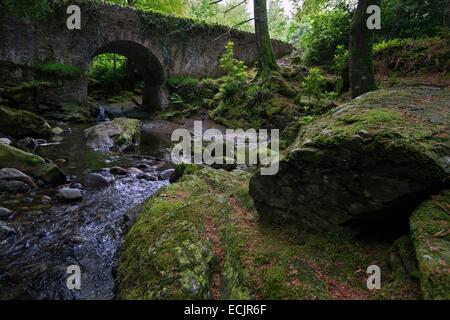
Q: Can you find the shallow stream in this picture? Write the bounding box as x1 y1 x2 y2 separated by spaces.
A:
0 122 173 299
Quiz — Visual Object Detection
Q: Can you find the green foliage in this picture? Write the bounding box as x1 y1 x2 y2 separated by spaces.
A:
268 0 289 41
295 0 351 21
333 44 349 92
300 115 316 125
292 0 449 55
166 76 200 88
333 44 349 74
219 42 249 101
86 54 128 90
373 36 450 74
170 93 184 106
373 38 411 54
380 0 449 39
302 67 327 101
108 0 189 16
137 0 188 16
387 71 400 87
37 63 82 78
2 0 51 19
299 9 352 66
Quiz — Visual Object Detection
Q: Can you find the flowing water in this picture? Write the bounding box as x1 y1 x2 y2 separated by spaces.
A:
0 122 174 299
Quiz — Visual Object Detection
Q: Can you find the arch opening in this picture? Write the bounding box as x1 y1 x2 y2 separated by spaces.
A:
88 40 167 114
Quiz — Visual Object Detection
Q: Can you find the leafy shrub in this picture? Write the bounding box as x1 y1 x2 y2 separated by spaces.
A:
302 67 327 101
300 115 316 125
333 45 349 93
170 93 184 106
219 42 249 101
388 71 400 87
300 10 351 66
246 82 273 103
380 0 449 39
373 38 411 54
333 45 349 75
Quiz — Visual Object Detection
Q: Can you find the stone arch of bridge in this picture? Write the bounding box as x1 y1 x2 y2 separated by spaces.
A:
90 39 166 110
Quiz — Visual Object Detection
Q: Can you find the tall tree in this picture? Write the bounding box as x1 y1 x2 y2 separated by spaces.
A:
253 0 279 73
349 0 380 98
211 0 279 74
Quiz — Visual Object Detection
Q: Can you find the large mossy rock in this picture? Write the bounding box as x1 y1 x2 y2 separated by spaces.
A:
410 190 450 300
0 143 65 185
117 168 420 300
84 118 142 152
0 105 52 137
250 87 450 232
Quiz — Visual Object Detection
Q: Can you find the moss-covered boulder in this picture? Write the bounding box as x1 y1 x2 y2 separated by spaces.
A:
410 190 450 300
0 105 52 137
84 118 142 152
0 143 65 185
117 167 420 300
0 80 55 112
250 87 450 233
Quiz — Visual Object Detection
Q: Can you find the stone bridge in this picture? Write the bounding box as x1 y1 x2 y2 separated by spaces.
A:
0 3 293 109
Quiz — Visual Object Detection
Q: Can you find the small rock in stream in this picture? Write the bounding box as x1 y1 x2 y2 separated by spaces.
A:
158 169 175 181
0 221 16 239
14 137 38 152
127 167 144 175
0 180 31 193
138 173 158 181
0 207 14 219
0 138 12 145
110 166 128 175
0 168 37 188
41 196 52 204
84 173 114 189
58 188 83 201
136 163 152 170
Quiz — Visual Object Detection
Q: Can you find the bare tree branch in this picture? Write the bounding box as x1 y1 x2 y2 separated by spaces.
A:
224 0 248 14
213 18 254 41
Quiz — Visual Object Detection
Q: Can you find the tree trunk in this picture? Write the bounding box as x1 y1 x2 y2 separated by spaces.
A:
253 0 279 74
349 0 380 98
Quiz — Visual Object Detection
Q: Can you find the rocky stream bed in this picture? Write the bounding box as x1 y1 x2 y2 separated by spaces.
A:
0 120 174 299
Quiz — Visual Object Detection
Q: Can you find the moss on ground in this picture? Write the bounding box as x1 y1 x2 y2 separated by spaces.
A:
410 190 450 300
117 168 421 300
